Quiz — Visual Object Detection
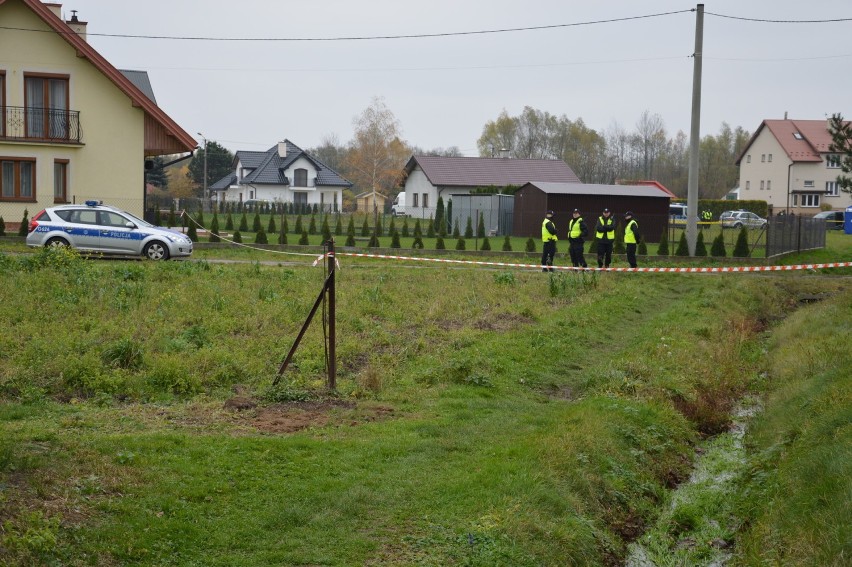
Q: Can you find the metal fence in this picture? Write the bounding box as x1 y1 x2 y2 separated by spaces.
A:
765 215 826 258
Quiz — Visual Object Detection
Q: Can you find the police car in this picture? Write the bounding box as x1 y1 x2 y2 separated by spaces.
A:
26 201 193 260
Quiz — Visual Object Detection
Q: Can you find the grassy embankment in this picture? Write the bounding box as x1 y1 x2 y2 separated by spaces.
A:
0 235 849 565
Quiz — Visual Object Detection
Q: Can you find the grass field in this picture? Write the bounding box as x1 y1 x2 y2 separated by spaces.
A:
0 234 850 565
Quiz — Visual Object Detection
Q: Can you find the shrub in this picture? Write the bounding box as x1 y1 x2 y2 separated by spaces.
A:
209 213 220 243
427 215 435 238
613 226 625 254
18 209 29 237
169 205 178 228
321 216 331 241
0 216 5 236
233 230 243 243
480 237 491 251
295 215 304 234
455 237 466 250
675 232 689 256
299 230 309 245
368 232 380 247
361 216 369 236
733 227 750 257
413 219 422 238
464 216 473 238
267 216 277 235
154 208 162 226
638 239 647 255
390 229 401 248
711 233 726 257
435 236 445 250
695 230 707 256
308 215 317 235
502 235 512 251
412 236 423 249
101 338 144 370
525 237 536 252
477 212 486 238
335 216 343 236
452 219 460 238
657 229 669 256
278 222 288 245
401 217 409 238
239 212 248 232
255 226 268 244
186 220 198 242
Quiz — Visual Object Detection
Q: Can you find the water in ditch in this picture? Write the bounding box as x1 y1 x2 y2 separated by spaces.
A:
624 400 761 567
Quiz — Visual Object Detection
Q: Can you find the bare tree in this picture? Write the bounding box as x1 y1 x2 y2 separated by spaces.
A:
344 97 411 194
635 110 667 178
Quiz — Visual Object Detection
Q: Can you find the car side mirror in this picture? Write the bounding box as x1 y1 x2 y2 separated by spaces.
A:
125 222 136 229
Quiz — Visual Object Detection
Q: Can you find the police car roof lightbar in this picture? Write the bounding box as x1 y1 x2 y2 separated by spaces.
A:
84 200 103 207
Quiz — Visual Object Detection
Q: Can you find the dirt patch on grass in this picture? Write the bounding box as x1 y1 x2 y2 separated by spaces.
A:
473 312 535 332
249 400 396 434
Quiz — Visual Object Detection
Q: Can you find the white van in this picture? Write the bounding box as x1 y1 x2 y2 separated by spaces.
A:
391 192 407 216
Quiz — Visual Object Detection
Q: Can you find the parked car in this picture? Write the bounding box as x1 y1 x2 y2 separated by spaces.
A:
26 201 193 260
813 210 844 230
720 210 767 229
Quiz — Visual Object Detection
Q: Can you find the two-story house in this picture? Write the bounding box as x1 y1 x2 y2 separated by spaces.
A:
736 118 851 215
0 0 196 227
209 140 352 212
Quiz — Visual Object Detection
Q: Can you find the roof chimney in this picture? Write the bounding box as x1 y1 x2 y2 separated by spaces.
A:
784 111 788 120
278 141 288 158
65 10 88 41
498 148 510 159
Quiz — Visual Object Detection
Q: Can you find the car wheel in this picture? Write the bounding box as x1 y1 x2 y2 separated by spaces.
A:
144 241 170 260
733 222 743 228
45 236 70 248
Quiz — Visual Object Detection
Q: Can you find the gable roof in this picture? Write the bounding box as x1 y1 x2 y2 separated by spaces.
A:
617 179 677 198
119 70 157 104
232 140 352 188
13 0 196 154
521 182 671 199
404 155 581 188
736 119 846 165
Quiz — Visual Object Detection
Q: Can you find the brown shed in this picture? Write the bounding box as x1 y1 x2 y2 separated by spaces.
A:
513 182 671 242
355 190 387 214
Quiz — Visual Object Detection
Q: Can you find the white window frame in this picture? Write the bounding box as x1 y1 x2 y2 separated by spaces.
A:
745 180 750 190
761 154 766 163
803 180 814 188
767 180 771 191
826 181 839 196
768 154 773 162
800 193 820 207
760 180 764 190
827 154 841 168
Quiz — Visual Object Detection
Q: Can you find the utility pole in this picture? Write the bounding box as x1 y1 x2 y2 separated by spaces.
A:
686 4 704 256
197 132 208 210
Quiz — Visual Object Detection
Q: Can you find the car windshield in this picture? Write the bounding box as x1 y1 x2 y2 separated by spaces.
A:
120 211 154 228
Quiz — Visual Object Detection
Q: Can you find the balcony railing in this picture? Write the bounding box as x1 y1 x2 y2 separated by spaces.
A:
0 106 83 143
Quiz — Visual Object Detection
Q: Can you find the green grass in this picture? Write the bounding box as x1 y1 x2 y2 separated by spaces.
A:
0 238 850 565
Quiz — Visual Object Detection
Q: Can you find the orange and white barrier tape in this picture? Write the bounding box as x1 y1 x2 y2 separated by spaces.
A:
325 251 852 273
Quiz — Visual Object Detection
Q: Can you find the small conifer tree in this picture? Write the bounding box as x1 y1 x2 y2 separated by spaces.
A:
252 212 262 233
0 216 5 236
187 219 198 242
376 214 384 237
232 230 242 243
435 235 445 249
434 196 445 234
657 229 669 256
390 229 401 248
613 225 626 254
308 215 317 235
225 212 234 231
335 216 343 236
525 236 536 252
480 236 491 251
368 228 380 248
239 212 248 232
675 232 689 256
695 230 707 256
455 237 466 250
209 213 221 242
477 212 486 238
299 229 309 245
402 217 409 238
426 215 435 238
255 226 268 244
412 235 423 249
278 222 288 245
347 216 356 237
502 235 512 251
446 199 453 234
267 216 277 235
413 218 422 238
154 208 162 226
361 216 370 237
18 209 29 237
294 215 303 234
168 204 177 228
321 216 331 241
452 219 460 238
711 232 727 257
638 239 648 255
197 210 205 228
464 216 473 238
733 227 750 257
388 216 396 238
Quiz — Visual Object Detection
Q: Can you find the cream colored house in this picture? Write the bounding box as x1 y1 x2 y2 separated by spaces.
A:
0 0 195 228
736 118 851 215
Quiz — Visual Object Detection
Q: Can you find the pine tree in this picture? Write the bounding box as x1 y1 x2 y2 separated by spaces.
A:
299 229 309 245
455 237 466 250
733 227 750 257
480 236 491 251
225 212 234 231
0 216 5 236
464 216 473 238
435 235 445 250
295 215 303 234
525 237 536 252
308 215 317 235
18 209 29 237
657 229 669 256
453 219 460 238
232 230 242 243
695 230 707 256
267 216 277 235
251 212 261 233
412 235 423 249
638 240 648 255
334 216 343 236
168 204 177 228
321 216 331 241
255 226 268 244
435 196 445 235
197 210 205 229
187 219 198 242
711 233 727 257
446 199 453 234
477 212 486 238
239 212 248 232
376 214 384 237
502 235 512 251
388 216 396 239
154 208 162 226
368 228 380 248
613 225 625 254
675 232 689 256
209 213 221 242
402 217 409 238
361 216 370 237
413 218 423 238
427 215 435 238
278 222 288 245
283 216 289 237
390 229 401 248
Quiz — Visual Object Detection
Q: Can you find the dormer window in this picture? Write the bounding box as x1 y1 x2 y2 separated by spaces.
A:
793 132 803 140
294 168 308 187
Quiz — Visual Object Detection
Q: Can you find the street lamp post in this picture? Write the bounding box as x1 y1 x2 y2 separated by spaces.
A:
197 132 208 209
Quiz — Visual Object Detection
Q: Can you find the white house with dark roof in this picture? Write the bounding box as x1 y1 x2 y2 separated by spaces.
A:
401 155 582 220
736 118 851 214
210 140 352 211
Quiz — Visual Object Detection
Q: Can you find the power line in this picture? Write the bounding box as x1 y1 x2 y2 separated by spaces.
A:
705 12 852 23
0 9 692 42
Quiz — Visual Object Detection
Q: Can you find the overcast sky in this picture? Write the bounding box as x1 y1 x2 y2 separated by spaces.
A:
57 0 852 154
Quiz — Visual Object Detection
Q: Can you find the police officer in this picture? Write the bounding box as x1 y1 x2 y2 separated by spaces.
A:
541 210 558 272
567 208 588 268
623 211 640 268
595 208 616 268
